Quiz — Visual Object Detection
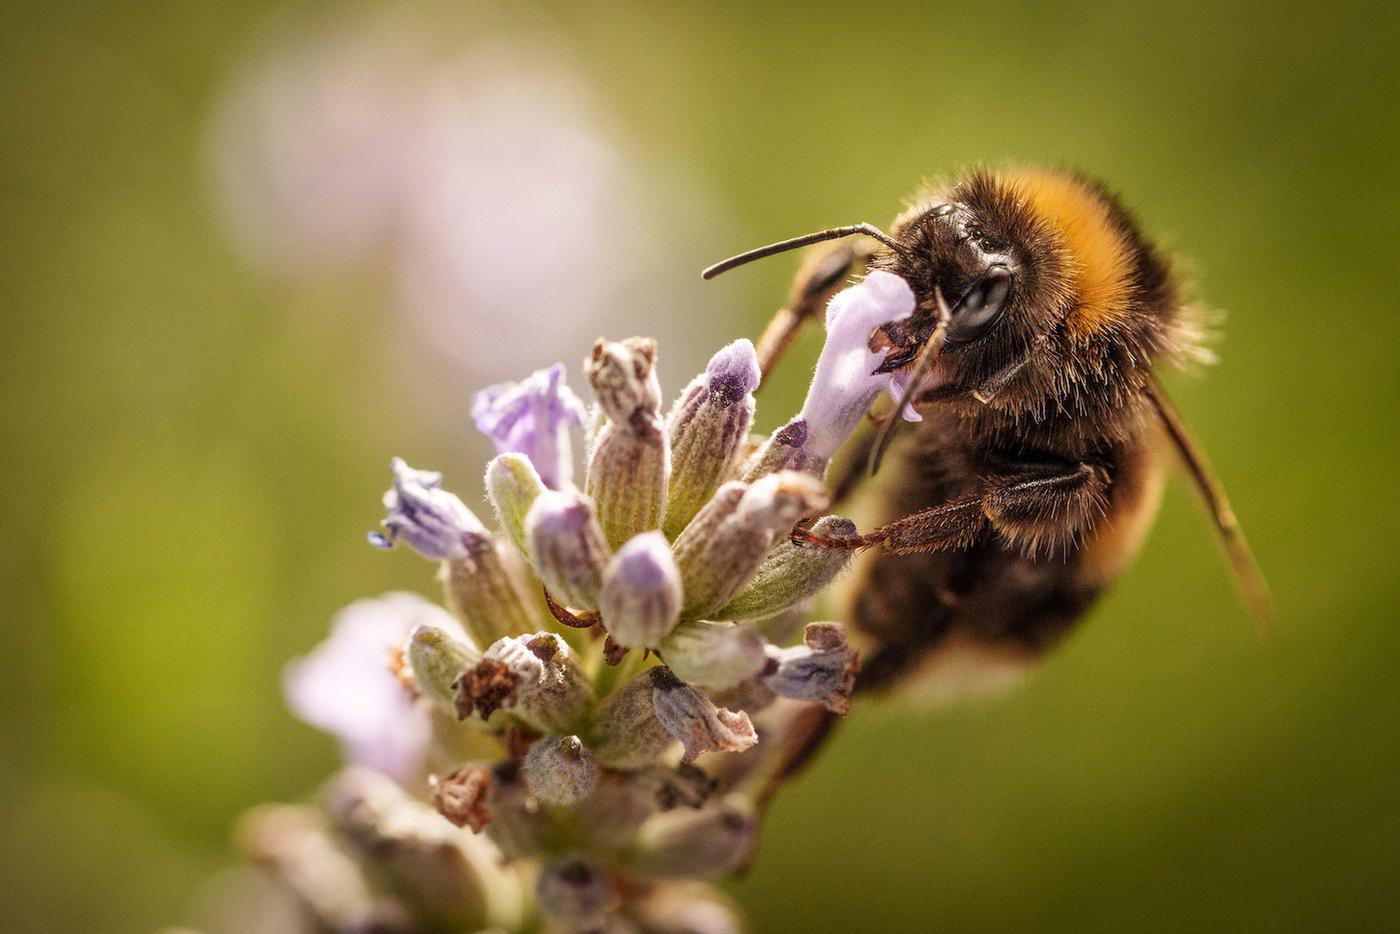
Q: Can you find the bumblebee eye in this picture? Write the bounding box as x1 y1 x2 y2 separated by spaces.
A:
947 266 1012 343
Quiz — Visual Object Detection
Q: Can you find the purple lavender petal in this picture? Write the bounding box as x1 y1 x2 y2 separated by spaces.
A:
471 363 586 490
886 367 925 424
796 270 917 460
704 338 761 406
371 457 484 560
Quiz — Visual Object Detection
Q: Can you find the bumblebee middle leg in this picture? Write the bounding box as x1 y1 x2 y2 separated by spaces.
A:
793 460 1111 556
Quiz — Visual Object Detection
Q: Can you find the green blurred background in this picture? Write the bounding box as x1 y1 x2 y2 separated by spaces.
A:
3 1 1398 931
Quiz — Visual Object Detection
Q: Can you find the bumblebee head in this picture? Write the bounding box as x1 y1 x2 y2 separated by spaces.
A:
701 167 1185 430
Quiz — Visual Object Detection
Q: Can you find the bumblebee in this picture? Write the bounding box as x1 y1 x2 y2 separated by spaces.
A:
705 167 1269 700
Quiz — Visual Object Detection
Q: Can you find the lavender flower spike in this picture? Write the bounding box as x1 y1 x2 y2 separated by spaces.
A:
745 270 917 480
369 457 483 560
472 362 587 490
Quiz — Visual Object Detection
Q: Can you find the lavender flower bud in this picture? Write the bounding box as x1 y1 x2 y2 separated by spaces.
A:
481 761 552 859
659 621 766 691
324 768 522 931
629 883 743 934
472 363 587 490
599 532 682 649
672 471 829 618
485 452 545 558
576 771 661 852
522 735 599 805
535 857 618 929
749 599 813 645
648 762 718 811
740 419 827 482
630 795 756 880
527 490 611 610
763 621 860 714
746 271 917 480
235 804 404 931
663 340 760 537
588 673 677 769
406 624 481 712
707 676 778 716
368 458 482 559
669 480 744 552
650 667 757 762
585 337 670 548
457 633 591 734
714 515 857 620
440 539 537 648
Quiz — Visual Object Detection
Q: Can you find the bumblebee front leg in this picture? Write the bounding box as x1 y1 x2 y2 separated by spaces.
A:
754 237 880 387
792 461 1111 556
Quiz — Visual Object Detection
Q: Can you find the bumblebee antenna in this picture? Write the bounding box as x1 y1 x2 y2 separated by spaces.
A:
702 223 901 280
867 287 952 477
1145 375 1274 634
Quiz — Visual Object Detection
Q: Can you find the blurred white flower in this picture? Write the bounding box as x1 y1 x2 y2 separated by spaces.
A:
283 591 464 786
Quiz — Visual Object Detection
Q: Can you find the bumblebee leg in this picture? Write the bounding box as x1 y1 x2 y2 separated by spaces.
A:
983 462 1111 555
754 237 879 387
793 461 1110 556
791 495 985 552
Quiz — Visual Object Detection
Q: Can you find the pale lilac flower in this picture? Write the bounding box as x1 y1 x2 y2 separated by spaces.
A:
368 457 485 559
747 272 918 481
472 363 587 489
207 11 736 385
794 270 918 460
283 593 464 786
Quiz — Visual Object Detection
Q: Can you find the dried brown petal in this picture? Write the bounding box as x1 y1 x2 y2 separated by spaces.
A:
432 764 492 833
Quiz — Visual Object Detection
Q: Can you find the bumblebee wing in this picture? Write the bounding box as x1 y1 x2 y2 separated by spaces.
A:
1146 374 1274 633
